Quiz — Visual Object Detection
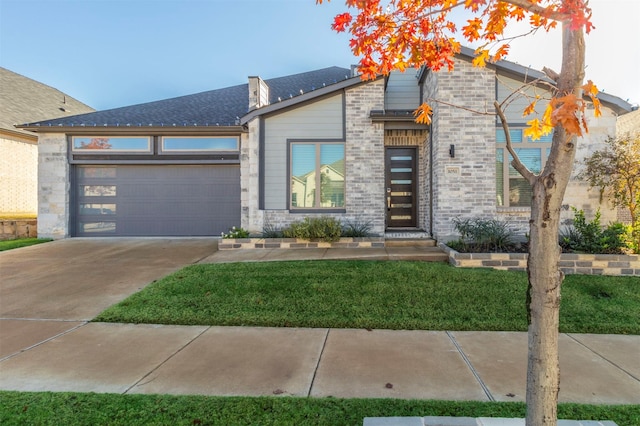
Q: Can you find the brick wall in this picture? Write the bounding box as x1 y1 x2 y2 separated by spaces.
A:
423 59 497 241
0 136 37 215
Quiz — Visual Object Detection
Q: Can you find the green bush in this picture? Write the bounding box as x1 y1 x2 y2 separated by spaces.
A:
449 217 518 253
560 208 630 254
282 216 342 242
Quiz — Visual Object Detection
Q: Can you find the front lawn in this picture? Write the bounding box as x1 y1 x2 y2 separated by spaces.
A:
1 392 638 426
94 261 640 334
0 238 51 252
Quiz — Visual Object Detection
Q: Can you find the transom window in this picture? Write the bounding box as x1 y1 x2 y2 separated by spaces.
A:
496 128 552 208
72 136 151 152
290 142 345 209
161 136 238 153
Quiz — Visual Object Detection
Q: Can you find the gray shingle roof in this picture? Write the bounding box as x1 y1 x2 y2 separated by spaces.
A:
0 67 94 136
20 66 352 129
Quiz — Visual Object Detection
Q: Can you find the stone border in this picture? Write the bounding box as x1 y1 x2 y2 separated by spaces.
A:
440 243 640 276
219 237 385 250
0 219 37 241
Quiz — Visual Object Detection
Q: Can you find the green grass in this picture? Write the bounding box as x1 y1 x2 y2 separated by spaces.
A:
1 392 638 426
0 238 51 252
94 261 640 334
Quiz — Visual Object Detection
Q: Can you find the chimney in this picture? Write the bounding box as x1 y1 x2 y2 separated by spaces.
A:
248 76 270 111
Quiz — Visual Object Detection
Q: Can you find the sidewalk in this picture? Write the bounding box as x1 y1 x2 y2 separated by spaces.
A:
1 322 639 405
1 241 639 411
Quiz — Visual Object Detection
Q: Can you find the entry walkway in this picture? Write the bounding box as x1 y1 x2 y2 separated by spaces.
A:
1 239 639 410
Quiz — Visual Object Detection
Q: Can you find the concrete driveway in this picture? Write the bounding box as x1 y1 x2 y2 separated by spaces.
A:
0 238 218 321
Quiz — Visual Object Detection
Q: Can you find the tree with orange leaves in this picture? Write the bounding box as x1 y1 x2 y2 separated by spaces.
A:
318 1 600 424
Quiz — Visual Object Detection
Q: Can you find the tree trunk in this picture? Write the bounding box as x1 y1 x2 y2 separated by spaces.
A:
525 21 585 426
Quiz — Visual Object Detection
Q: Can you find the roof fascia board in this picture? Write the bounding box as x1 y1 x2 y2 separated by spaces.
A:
0 128 38 142
15 125 247 135
241 75 383 124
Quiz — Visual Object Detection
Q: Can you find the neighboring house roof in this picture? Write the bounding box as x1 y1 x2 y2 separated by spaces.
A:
0 67 94 139
19 67 352 131
617 108 640 136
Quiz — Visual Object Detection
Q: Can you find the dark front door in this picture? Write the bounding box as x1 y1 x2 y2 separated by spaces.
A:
385 147 417 228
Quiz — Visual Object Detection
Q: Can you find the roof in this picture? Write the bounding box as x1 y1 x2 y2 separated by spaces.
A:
617 108 640 136
417 46 633 116
19 67 353 131
0 67 94 138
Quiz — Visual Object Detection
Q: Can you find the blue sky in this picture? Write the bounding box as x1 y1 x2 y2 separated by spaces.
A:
1 0 638 111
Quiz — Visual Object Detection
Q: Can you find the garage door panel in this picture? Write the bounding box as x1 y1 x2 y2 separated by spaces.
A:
75 165 239 237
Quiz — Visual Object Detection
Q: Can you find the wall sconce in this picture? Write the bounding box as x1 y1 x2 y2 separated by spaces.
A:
449 144 455 158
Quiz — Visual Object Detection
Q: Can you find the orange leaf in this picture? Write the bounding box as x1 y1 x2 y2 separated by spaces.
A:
332 13 352 32
413 103 432 125
522 98 538 117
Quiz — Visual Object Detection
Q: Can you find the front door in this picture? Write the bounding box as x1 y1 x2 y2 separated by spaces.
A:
385 147 417 228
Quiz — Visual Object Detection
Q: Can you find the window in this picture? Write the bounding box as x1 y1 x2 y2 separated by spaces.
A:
161 136 238 153
290 142 345 209
72 137 151 153
496 128 552 207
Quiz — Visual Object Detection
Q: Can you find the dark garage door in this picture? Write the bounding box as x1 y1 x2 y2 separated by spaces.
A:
74 165 240 237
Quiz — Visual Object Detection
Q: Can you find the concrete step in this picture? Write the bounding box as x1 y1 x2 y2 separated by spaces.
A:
387 246 449 262
385 238 437 248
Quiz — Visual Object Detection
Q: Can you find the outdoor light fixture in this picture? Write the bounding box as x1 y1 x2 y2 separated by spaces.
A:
449 144 455 158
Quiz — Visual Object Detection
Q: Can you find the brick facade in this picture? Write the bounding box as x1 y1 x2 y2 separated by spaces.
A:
0 137 38 215
423 59 497 241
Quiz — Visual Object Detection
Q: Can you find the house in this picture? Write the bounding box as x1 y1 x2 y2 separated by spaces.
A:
18 48 633 240
0 67 94 217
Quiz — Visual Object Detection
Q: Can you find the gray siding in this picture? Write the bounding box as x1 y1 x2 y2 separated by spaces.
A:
496 73 551 124
263 94 344 210
385 71 420 110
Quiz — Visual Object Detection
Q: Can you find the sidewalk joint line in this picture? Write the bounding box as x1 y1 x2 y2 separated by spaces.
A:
565 333 640 382
446 331 495 401
123 325 212 394
307 328 330 397
0 321 89 363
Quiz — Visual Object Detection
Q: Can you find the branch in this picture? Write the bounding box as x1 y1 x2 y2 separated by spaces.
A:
426 97 494 116
494 100 536 184
503 0 566 21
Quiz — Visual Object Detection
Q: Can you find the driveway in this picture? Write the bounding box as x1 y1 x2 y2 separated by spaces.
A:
0 238 218 321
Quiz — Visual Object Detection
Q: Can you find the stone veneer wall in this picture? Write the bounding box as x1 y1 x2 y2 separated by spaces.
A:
441 244 640 276
240 125 261 232
0 219 37 240
423 59 497 241
37 133 70 239
0 136 38 215
254 80 387 236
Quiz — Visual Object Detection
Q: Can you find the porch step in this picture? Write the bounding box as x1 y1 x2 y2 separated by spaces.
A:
385 238 437 248
386 246 449 262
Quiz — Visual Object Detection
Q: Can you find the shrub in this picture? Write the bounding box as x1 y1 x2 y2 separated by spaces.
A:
559 208 630 254
221 226 250 239
449 217 517 253
261 221 284 238
282 216 342 242
341 219 373 237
